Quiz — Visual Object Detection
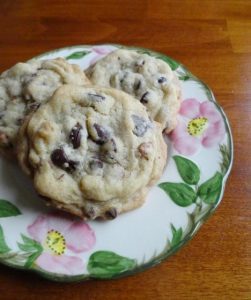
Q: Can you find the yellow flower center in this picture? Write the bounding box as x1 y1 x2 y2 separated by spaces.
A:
45 230 66 255
187 117 208 137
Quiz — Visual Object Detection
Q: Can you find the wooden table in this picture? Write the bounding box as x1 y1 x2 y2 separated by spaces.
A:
0 1 250 299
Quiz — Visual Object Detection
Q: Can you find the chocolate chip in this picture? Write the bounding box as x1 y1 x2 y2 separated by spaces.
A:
16 118 24 126
134 80 141 91
119 72 129 85
85 207 96 219
132 115 149 137
51 148 78 172
6 142 14 149
140 91 149 104
68 160 78 171
105 208 117 220
88 93 105 101
135 60 145 68
111 139 117 152
51 149 68 167
93 124 110 144
69 123 82 149
89 159 103 170
158 77 167 84
27 103 41 112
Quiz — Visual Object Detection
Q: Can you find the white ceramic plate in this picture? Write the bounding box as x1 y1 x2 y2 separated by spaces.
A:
0 45 233 281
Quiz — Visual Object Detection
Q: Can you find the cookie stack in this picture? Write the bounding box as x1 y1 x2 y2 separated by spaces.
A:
0 49 181 220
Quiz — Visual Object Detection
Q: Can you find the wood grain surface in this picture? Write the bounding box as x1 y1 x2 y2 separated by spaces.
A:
0 1 250 299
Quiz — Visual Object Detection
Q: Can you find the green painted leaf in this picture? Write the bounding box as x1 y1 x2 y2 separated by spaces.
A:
202 188 221 205
65 50 90 60
24 251 42 268
0 199 21 217
198 172 223 204
87 251 136 279
159 182 196 207
170 223 176 234
18 234 43 252
136 49 152 56
0 225 10 253
157 55 180 70
219 144 231 175
170 224 183 248
18 235 43 268
179 75 190 81
173 156 200 185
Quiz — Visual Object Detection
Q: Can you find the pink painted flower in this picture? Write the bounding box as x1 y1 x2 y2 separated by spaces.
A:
170 98 226 156
27 213 96 275
89 45 116 65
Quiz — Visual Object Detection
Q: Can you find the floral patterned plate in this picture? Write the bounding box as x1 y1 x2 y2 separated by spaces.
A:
0 45 233 281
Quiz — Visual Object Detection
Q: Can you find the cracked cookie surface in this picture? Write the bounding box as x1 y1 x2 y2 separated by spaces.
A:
17 85 167 220
86 49 181 133
0 58 89 156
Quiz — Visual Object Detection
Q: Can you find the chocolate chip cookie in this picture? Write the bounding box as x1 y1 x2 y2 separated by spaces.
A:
0 58 89 157
17 85 167 220
86 49 181 133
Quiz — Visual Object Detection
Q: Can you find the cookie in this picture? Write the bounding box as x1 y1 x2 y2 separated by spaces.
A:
86 49 181 133
17 85 167 220
0 58 89 157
